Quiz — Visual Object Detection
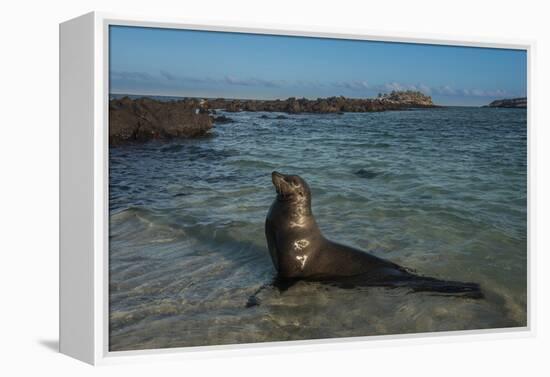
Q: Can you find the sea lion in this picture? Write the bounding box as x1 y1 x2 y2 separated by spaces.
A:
264 171 482 296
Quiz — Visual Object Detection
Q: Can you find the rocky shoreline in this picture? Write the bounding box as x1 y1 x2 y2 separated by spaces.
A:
109 91 435 145
483 97 527 109
109 97 213 146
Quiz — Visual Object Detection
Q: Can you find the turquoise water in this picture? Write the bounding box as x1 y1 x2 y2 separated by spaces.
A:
109 107 527 351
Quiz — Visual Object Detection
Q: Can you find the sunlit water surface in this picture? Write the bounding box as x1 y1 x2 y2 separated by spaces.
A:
109 107 527 351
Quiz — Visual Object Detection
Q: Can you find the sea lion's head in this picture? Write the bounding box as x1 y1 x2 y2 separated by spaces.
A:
271 171 311 204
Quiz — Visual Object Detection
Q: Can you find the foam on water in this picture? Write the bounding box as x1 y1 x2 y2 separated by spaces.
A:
109 107 527 351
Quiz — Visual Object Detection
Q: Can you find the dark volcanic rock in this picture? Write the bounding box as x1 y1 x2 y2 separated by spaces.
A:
212 115 235 124
484 97 527 108
109 97 212 145
109 91 436 145
206 91 435 114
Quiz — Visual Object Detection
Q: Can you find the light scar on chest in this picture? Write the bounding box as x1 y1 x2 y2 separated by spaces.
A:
292 239 310 269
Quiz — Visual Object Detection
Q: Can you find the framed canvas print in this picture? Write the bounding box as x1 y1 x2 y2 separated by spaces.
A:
59 12 532 365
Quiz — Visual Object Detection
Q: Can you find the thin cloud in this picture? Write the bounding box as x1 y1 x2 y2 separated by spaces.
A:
418 84 432 94
111 71 156 81
434 85 457 96
335 80 370 90
382 82 407 92
110 70 517 98
224 76 285 88
159 70 177 81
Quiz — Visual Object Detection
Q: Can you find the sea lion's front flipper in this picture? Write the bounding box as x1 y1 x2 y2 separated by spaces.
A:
245 282 271 308
245 292 262 308
245 276 299 308
272 276 299 292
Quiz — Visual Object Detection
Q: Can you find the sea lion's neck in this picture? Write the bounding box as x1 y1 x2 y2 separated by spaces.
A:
290 200 312 218
276 197 314 227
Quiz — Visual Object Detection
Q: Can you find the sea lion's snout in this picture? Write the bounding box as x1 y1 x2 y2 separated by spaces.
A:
271 171 310 203
273 170 291 184
272 171 293 199
272 171 285 193
272 171 285 184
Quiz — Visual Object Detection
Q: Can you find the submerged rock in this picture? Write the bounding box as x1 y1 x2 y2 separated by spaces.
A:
212 115 235 124
355 168 380 179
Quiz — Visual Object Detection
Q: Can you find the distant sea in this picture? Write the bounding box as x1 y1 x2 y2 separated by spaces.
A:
109 101 527 351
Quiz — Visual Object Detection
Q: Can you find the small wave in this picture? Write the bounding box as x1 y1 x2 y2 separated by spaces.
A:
228 158 276 170
110 207 187 246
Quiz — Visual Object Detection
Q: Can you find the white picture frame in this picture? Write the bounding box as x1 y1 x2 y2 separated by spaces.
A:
59 11 534 365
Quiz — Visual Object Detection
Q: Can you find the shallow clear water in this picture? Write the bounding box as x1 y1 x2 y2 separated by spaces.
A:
109 107 527 351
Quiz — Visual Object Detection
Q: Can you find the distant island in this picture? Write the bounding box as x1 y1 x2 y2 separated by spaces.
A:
483 97 527 109
109 90 435 145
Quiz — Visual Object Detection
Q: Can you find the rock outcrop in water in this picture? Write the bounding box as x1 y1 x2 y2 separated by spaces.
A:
205 90 435 114
109 91 435 144
109 97 212 145
483 97 527 108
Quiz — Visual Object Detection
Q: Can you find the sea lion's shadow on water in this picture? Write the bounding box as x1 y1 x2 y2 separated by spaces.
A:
246 273 484 308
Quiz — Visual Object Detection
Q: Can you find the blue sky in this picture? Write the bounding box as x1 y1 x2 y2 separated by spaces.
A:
109 25 527 106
